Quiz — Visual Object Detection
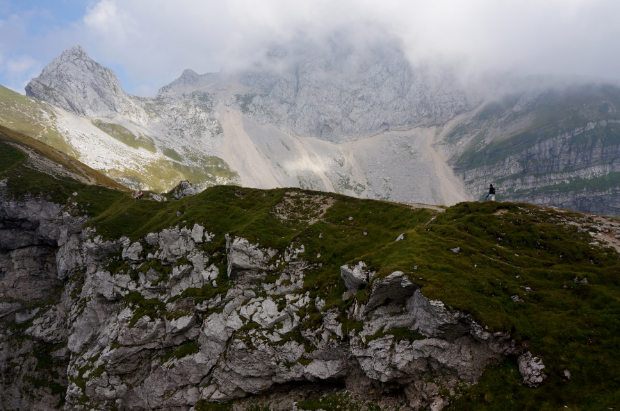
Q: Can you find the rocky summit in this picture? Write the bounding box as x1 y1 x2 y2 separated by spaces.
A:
25 46 133 117
1 124 619 410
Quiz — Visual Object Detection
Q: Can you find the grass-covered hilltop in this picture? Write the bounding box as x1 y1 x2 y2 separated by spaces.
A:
0 124 619 411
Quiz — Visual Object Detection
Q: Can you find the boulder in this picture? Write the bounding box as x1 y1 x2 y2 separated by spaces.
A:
365 271 417 312
122 241 143 263
226 235 276 283
517 352 546 387
340 261 370 290
171 181 202 199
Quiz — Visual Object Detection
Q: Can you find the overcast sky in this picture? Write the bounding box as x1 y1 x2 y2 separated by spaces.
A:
1 0 620 96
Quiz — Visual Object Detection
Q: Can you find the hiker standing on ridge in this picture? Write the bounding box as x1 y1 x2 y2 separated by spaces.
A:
484 184 496 201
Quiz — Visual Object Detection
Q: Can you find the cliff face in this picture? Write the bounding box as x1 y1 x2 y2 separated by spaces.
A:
0 191 544 411
237 46 477 143
449 85 620 217
0 195 84 410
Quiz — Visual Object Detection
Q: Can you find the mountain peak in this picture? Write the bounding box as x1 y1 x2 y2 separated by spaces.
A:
180 69 199 79
64 44 89 58
156 69 219 97
25 46 130 116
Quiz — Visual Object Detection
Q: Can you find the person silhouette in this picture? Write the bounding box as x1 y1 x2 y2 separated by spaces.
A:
484 184 496 201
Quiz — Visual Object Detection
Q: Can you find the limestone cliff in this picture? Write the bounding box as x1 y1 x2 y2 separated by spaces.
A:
237 45 477 143
0 193 543 411
448 85 620 217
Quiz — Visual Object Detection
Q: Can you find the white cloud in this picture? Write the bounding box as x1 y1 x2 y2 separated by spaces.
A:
5 0 620 95
132 84 157 97
0 54 42 93
78 0 620 85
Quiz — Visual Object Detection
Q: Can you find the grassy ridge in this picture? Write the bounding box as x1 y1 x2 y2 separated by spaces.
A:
0 85 79 157
1 128 620 409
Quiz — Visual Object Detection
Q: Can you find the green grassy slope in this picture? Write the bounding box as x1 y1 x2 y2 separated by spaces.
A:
2 129 620 410
0 85 78 157
0 87 239 193
0 124 127 192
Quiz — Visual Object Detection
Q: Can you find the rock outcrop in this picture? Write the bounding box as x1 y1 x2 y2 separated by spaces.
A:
170 180 202 200
340 261 371 290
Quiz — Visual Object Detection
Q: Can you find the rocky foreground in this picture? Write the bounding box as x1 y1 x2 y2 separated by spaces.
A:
0 197 542 410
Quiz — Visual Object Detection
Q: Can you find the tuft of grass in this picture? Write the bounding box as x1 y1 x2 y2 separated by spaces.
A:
122 291 166 327
162 340 199 363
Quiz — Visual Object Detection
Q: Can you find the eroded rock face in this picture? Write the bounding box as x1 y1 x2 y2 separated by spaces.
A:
238 45 477 142
0 196 84 409
226 235 277 283
0 195 545 411
365 271 417 312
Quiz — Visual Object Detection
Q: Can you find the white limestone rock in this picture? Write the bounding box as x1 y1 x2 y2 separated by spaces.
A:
122 241 143 263
226 235 277 283
171 180 202 199
24 304 67 344
518 352 546 387
191 223 204 243
238 46 476 142
340 261 370 290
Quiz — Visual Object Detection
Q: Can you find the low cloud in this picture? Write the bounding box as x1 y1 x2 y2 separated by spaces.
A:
3 0 620 95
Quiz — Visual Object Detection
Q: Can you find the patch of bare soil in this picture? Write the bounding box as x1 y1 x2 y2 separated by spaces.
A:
273 191 335 225
402 202 446 213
